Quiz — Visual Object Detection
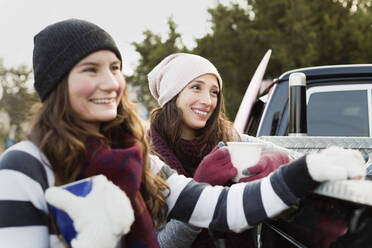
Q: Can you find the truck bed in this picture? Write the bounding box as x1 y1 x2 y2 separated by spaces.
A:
255 136 372 248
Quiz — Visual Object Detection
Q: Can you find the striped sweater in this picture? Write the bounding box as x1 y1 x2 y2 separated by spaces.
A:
155 133 302 248
0 141 62 247
0 140 317 247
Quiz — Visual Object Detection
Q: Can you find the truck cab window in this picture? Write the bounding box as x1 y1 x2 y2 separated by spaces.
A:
307 88 369 136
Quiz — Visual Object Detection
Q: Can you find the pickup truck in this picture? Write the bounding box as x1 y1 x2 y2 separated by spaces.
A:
235 63 372 247
244 64 372 137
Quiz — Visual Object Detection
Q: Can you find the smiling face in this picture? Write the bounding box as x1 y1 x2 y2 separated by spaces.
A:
67 50 125 132
176 73 220 140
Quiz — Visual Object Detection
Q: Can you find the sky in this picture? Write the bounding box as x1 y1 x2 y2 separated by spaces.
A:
0 0 247 75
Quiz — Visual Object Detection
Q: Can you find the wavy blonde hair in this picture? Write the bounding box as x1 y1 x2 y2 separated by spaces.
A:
30 78 169 228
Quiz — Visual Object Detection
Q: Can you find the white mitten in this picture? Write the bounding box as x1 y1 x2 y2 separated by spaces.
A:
306 146 366 182
45 175 135 248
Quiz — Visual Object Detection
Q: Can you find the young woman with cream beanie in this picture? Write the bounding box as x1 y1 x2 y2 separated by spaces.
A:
147 53 365 248
147 53 294 247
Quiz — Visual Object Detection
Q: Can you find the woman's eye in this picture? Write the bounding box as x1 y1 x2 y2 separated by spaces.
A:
190 85 200 90
111 65 121 71
211 90 219 96
83 67 96 73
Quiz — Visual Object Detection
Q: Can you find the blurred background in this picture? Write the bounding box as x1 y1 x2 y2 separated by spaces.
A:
1 0 372 152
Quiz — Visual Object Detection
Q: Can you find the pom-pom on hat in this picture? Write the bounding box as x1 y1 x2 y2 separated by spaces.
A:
148 53 222 107
33 18 122 101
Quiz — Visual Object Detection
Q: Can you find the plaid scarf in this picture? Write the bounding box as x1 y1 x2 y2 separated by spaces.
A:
149 127 211 177
82 136 159 248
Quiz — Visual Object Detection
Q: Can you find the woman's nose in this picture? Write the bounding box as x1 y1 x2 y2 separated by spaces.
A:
100 70 119 90
199 91 212 105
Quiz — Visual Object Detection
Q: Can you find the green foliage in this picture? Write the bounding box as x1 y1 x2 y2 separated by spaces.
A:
193 3 259 119
127 18 189 110
130 0 372 119
194 0 372 118
0 60 38 142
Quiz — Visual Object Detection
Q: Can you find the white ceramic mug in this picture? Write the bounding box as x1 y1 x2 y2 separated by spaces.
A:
227 142 263 182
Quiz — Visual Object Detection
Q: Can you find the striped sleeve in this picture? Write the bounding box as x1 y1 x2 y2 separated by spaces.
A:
0 141 60 247
150 154 318 233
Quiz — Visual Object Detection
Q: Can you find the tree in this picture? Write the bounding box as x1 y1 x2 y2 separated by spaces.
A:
127 18 189 110
130 0 372 119
193 3 260 119
194 0 372 118
0 59 38 145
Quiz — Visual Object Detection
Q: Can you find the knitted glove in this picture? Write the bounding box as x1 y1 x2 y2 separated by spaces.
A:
194 147 237 186
45 175 134 248
306 146 366 182
239 150 290 183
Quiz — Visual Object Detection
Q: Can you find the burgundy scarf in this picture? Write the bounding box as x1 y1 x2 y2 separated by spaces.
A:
149 128 220 248
149 127 211 177
150 128 255 248
82 136 159 248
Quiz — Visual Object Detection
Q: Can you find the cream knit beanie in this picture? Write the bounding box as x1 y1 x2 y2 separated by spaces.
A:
148 53 222 107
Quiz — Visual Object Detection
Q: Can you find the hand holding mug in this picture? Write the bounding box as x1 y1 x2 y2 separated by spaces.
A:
239 150 290 182
227 142 263 182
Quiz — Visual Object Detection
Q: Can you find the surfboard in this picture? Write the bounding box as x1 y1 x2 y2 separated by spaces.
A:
233 49 272 133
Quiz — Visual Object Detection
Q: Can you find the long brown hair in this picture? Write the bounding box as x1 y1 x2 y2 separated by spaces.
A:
30 78 169 227
150 88 237 157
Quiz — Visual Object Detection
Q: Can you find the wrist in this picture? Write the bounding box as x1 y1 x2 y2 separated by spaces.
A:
280 156 319 197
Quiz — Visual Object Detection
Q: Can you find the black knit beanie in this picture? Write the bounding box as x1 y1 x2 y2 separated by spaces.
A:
33 18 122 101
